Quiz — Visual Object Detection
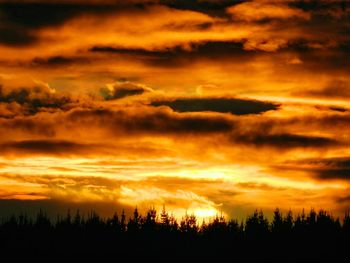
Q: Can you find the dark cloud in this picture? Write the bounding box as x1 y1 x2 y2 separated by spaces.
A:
100 82 153 100
318 168 350 180
290 0 348 12
246 112 350 135
31 56 88 67
290 113 350 132
314 105 349 113
0 2 132 28
0 3 91 29
163 0 244 16
232 133 338 149
0 25 37 46
2 105 235 139
0 85 55 105
310 49 348 72
0 0 238 46
283 157 350 181
0 101 342 151
0 83 78 116
336 195 350 204
90 41 247 56
110 88 144 99
296 80 350 99
309 157 350 181
90 42 256 68
0 2 141 45
0 0 348 52
151 98 279 115
0 117 56 136
89 45 184 59
0 140 101 156
65 107 339 151
328 106 348 113
68 108 235 134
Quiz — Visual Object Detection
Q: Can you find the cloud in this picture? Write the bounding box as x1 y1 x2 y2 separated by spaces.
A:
31 55 88 66
0 77 93 117
0 104 238 143
0 2 217 49
89 41 256 68
0 78 55 103
308 157 350 181
100 81 154 100
151 98 279 115
315 105 349 113
285 113 350 134
0 0 347 58
227 1 310 22
279 157 350 181
0 2 127 45
0 140 104 156
0 172 221 218
0 78 72 115
0 0 160 3
232 133 339 149
336 195 350 204
119 185 218 213
0 115 57 137
67 107 235 134
296 80 350 99
317 168 350 180
0 98 345 153
291 0 349 16
1 104 342 155
0 26 37 46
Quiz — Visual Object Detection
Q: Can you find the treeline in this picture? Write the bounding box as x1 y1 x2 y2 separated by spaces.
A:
1 208 349 262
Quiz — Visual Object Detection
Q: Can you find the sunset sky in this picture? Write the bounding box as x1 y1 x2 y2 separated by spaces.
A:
0 0 349 219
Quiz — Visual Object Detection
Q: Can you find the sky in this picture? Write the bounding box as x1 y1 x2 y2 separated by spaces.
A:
0 0 349 220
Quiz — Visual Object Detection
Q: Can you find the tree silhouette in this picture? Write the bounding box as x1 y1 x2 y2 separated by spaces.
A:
0 207 349 262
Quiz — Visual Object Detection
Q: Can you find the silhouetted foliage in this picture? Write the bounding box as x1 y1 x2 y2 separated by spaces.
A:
0 207 349 262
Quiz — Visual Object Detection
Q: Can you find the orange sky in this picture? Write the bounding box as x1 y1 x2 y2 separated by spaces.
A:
0 0 349 219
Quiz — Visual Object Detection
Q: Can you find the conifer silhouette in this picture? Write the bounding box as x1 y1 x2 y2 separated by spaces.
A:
0 207 349 262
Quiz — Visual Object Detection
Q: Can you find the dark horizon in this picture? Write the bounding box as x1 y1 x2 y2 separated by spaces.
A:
1 207 349 262
0 201 350 222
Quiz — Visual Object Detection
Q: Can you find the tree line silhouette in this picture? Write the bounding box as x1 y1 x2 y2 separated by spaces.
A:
1 207 349 262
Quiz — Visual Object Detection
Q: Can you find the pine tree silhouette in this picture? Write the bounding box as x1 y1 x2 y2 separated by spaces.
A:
0 207 349 262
